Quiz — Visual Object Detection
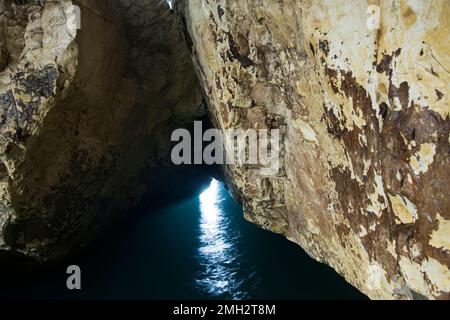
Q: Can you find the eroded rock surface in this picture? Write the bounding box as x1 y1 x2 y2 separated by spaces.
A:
0 0 203 261
180 0 449 299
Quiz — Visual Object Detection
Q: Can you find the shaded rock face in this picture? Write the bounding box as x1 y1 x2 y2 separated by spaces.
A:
180 0 449 299
0 0 203 261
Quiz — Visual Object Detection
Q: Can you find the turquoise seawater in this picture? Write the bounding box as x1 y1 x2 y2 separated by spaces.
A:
0 178 366 300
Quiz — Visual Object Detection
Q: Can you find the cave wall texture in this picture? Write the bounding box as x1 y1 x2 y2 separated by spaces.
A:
0 0 203 261
0 0 448 300
179 0 449 299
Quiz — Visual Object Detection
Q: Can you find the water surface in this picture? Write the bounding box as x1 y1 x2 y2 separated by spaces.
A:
1 178 365 300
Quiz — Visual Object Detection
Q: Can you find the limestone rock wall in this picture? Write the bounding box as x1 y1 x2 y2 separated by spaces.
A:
180 0 449 299
0 0 203 261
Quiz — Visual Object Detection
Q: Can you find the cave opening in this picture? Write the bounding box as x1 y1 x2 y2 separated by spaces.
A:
0 0 369 300
0 0 383 301
0 160 365 299
0 0 447 302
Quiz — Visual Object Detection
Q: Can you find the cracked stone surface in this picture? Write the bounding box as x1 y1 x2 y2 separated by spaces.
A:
179 0 449 299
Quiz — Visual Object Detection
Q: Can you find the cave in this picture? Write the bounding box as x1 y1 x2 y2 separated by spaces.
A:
0 0 448 301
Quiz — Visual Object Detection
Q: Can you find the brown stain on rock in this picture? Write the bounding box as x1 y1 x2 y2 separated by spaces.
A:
180 0 450 299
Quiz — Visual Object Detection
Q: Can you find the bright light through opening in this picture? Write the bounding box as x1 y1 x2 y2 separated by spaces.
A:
197 179 234 296
199 179 220 220
166 0 173 9
196 178 250 298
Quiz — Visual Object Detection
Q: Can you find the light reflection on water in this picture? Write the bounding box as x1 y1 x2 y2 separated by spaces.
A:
196 179 256 299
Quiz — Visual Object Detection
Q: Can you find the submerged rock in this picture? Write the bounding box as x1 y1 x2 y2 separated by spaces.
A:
0 0 203 261
179 0 449 299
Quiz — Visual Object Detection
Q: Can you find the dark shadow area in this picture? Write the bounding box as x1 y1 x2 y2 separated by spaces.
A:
0 164 367 300
0 163 220 294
